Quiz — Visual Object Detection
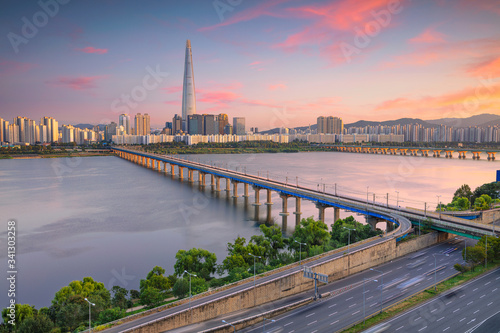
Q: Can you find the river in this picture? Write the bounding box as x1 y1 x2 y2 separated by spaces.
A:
0 152 497 309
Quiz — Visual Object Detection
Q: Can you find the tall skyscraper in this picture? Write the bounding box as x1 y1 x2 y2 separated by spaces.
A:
317 116 343 134
172 114 182 134
217 113 228 135
134 113 150 135
40 116 59 143
233 117 246 135
181 40 196 131
119 114 131 134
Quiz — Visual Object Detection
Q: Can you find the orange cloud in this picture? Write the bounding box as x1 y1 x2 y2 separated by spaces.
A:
76 46 108 54
466 56 500 78
162 85 183 94
46 76 106 90
409 28 446 44
268 83 287 91
375 82 500 118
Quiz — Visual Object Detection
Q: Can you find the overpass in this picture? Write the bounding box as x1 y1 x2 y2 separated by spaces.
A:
314 144 500 161
112 147 497 239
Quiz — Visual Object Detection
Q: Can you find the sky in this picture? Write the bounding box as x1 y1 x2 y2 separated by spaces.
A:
0 0 499 130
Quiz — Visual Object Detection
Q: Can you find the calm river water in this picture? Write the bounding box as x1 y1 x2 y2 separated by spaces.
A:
0 152 497 308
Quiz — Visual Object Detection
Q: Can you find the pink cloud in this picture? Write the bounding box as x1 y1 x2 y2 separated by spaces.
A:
162 85 183 94
409 28 446 44
248 61 263 66
46 76 106 90
164 100 181 106
0 59 37 76
268 83 287 91
466 56 500 78
76 46 108 54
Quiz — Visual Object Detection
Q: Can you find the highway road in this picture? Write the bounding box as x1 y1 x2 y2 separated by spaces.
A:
104 217 408 333
372 267 500 333
165 237 473 333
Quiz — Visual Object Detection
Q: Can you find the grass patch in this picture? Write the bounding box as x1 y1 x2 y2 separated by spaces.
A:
342 261 500 333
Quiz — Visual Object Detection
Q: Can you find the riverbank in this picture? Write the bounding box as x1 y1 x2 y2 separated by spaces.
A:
2 152 113 159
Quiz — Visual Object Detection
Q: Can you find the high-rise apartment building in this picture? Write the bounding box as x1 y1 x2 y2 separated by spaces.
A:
233 117 246 135
187 114 204 135
217 113 228 135
181 40 196 131
317 116 343 134
172 114 182 134
203 114 217 135
134 113 150 135
40 116 59 143
119 114 131 134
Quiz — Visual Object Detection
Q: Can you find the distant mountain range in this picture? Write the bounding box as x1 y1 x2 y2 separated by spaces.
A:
259 113 500 134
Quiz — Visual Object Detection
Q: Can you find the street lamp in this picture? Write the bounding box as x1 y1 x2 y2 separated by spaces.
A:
456 237 466 263
370 268 383 313
437 195 442 219
294 240 306 265
432 253 449 292
363 278 378 325
248 253 261 288
184 270 197 313
367 186 370 203
84 298 95 333
263 318 275 332
222 319 235 332
343 227 355 254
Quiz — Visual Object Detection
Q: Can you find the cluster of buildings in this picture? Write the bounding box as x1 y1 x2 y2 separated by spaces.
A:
0 116 60 145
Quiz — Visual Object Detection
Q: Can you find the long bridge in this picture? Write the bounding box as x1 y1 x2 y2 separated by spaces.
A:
112 147 497 239
314 144 499 160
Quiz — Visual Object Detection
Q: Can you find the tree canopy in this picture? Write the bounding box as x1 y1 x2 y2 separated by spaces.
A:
174 248 217 280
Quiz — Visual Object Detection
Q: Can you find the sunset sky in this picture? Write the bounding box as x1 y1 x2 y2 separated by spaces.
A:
1 0 499 129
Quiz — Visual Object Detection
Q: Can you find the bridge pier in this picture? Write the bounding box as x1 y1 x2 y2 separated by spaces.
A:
232 181 239 199
487 152 496 161
225 178 231 197
280 194 290 231
170 164 175 176
188 169 194 183
293 197 302 226
334 207 340 222
366 216 380 231
243 183 249 198
178 166 184 180
200 172 206 187
316 203 328 222
472 151 481 160
215 176 221 192
210 174 215 189
266 189 273 224
164 162 168 174
253 187 262 220
157 160 161 171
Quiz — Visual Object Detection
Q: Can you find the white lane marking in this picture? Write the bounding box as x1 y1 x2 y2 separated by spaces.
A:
431 309 437 313
493 288 498 292
330 320 339 325
459 318 466 322
460 294 466 298
485 281 491 286
443 327 450 332
416 283 421 286
307 320 317 325
467 301 473 306
396 326 404 331
467 319 476 325
370 303 377 307
480 294 486 298
474 310 480 314
473 288 478 292
329 312 338 317
367 296 373 300
418 326 427 332
306 313 315 318
284 322 293 327
437 317 445 322
427 277 433 281
349 303 357 308
417 268 423 271
487 302 493 306
328 304 337 308
415 317 421 321
311 330 317 333
446 301 452 305
453 308 460 313
346 297 353 301
397 266 403 269
352 310 360 315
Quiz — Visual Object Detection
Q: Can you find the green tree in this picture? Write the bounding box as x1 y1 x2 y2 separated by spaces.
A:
174 248 217 280
464 246 485 270
219 237 266 274
1 304 35 326
97 307 125 324
140 287 164 309
474 194 492 210
140 266 172 294
172 275 208 299
18 314 54 333
111 286 129 309
290 217 330 253
453 263 468 275
251 224 285 262
454 184 472 200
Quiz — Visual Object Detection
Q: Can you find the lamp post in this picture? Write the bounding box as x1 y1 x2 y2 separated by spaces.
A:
432 253 448 292
249 253 261 289
437 195 442 219
363 278 377 325
456 237 466 262
263 318 275 332
184 270 197 313
222 319 235 332
370 268 383 313
367 186 370 203
343 227 355 254
84 298 95 333
294 240 306 265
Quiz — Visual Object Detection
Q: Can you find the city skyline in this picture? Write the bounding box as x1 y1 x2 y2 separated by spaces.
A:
1 1 499 129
